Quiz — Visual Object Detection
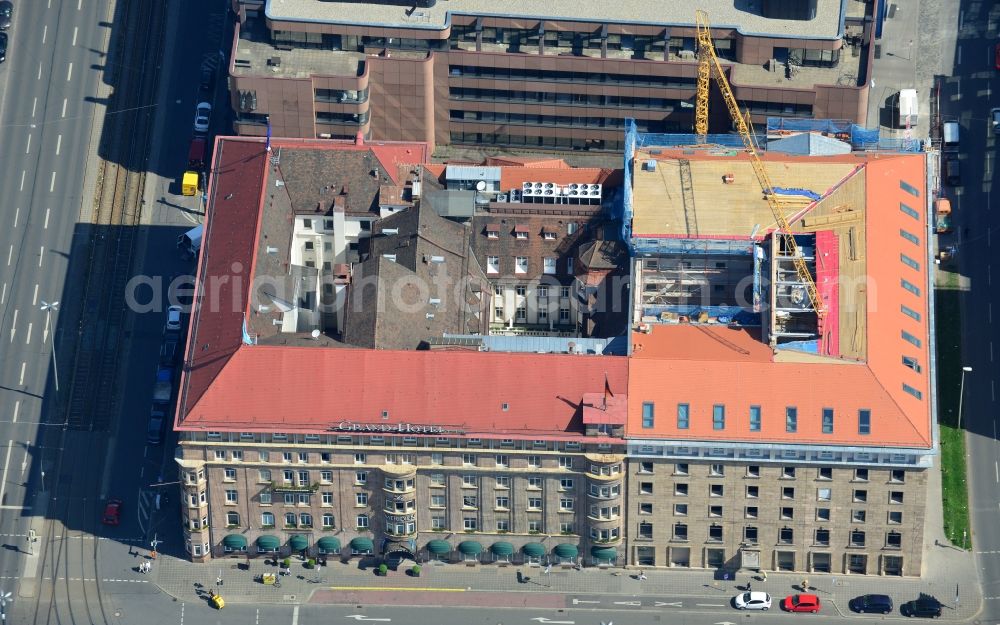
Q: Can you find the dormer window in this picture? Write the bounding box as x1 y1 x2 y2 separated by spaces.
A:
542 227 557 240
514 225 529 240
486 224 500 239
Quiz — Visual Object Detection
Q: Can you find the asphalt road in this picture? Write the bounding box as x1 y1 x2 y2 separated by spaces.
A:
951 3 1000 619
0 0 113 603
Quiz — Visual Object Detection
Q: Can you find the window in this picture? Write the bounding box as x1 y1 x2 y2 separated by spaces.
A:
261 512 275 527
463 495 478 509
901 305 922 321
891 469 905 483
560 522 574 534
259 492 272 505
641 402 655 428
708 525 723 542
677 403 690 429
299 513 313 528
496 519 510 532
560 478 575 490
745 506 758 519
852 510 867 523
710 464 724 476
495 454 509 468
297 470 309 485
901 330 922 348
226 511 240 527
515 256 528 274
515 285 527 297
528 477 543 490
816 508 830 521
495 496 509 510
673 503 686 516
298 452 308 463
591 504 621 520
225 490 238 504
900 202 920 219
822 408 834 434
639 482 653 495
850 530 866 547
858 409 872 435
322 513 335 529
430 473 445 487
779 527 794 544
431 452 444 465
283 493 295 505
528 497 543 510
431 516 446 530
591 527 620 542
782 466 796 479
900 228 920 245
560 286 571 298
543 231 556 241
888 510 903 524
321 492 333 506
853 489 868 503
356 514 369 529
785 407 797 432
818 467 832 480
900 253 920 270
782 487 795 500
854 468 869 481
496 476 510 489
487 227 499 239
713 405 725 430
537 286 549 298
674 483 689 496
567 222 578 235
559 457 573 469
900 180 921 197
886 531 902 548
673 523 688 540
486 256 500 274
641 502 657 515
815 528 830 546
710 484 724 497
462 475 478 488
746 486 759 498
903 383 923 399
430 495 446 508
746 465 760 478
889 491 904 504
354 453 366 464
284 512 296 527
215 450 227 460
709 505 723 517
281 470 294 484
559 308 570 322
543 257 557 274
515 229 528 240
222 468 236 481
817 488 832 502
902 356 922 373
744 526 759 543
559 498 575 511
901 279 921 297
674 463 689 475
527 455 541 468
780 507 794 520
463 453 476 466
749 405 761 431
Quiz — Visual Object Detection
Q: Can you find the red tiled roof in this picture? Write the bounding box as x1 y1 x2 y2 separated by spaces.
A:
180 346 627 439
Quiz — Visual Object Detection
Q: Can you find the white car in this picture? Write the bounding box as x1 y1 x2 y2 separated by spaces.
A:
991 107 1000 135
735 591 772 611
166 305 183 332
193 102 212 133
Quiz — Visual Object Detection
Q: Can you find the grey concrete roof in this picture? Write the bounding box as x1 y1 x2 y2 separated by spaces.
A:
265 0 846 40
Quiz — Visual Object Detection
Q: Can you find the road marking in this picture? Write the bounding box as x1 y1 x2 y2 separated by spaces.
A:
956 46 962 65
697 603 726 607
67 62 73 82
529 619 573 625
19 171 25 191
56 135 62 156
73 26 78 46
32 284 38 306
49 171 56 193
990 342 994 362
78 0 82 10
991 303 994 324
0 442 12 506
19 362 26 385
43 209 50 230
37 62 42 80
61 98 67 118
42 25 47 44
6 246 11 267
992 379 995 402
292 606 299 625
13 207 19 228
12 401 19 423
613 600 642 606
1 284 6 304
32 97 37 117
25 323 31 345
25 134 31 155
20 445 28 477
10 309 17 343
995 460 998 483
656 601 683 607
39 246 44 267
345 617 391 623
571 599 601 605
330 587 465 592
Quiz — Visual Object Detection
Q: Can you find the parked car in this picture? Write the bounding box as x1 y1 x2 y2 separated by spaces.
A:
101 499 123 525
147 409 166 445
850 594 894 614
0 32 7 63
991 107 1000 135
944 157 961 186
0 1 13 30
783 594 821 613
160 336 179 366
995 42 1000 71
901 594 942 618
166 304 182 332
193 102 212 133
734 591 772 611
199 66 216 93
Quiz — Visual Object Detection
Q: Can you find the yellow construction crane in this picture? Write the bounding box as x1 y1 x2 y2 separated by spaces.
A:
693 10 825 320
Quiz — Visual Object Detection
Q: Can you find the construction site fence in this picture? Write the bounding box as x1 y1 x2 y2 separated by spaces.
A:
640 305 761 327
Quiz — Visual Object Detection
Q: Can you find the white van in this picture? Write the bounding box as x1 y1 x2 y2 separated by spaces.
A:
897 89 918 127
942 119 960 152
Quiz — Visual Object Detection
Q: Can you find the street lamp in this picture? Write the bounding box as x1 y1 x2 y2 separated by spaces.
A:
957 366 973 430
39 301 59 393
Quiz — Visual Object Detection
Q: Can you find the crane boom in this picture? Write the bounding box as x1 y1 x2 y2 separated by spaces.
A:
694 10 825 319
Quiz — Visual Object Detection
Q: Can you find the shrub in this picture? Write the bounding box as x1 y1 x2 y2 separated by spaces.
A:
282 558 291 569
307 558 316 569
411 565 421 576
378 564 388 576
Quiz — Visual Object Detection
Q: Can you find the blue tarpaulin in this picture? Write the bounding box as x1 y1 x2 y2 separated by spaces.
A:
772 187 822 201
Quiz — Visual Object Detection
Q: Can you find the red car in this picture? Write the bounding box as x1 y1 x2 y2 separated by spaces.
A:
783 594 821 613
101 499 123 525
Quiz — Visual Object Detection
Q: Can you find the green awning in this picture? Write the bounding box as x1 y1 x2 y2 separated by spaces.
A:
522 542 545 557
458 541 483 555
222 534 247 550
590 546 617 561
350 537 374 552
426 539 451 555
490 541 514 556
256 535 280 551
316 537 341 553
552 543 578 559
288 535 308 551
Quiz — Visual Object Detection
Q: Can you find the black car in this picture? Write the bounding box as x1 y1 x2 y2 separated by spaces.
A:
0 1 12 30
147 409 166 445
160 336 179 365
199 66 215 93
850 594 894 614
0 32 7 63
944 157 961 187
901 594 942 618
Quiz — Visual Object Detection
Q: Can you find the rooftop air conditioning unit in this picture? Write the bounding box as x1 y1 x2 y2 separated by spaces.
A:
382 228 399 235
644 160 657 172
510 189 521 201
496 194 508 203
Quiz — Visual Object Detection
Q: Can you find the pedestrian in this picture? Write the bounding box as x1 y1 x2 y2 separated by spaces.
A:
638 570 647 581
802 578 809 591
761 570 767 582
544 563 552 575
747 580 752 591
144 561 151 573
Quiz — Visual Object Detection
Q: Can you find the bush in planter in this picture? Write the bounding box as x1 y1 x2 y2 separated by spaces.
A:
378 563 388 576
307 558 316 569
282 557 291 569
410 565 421 577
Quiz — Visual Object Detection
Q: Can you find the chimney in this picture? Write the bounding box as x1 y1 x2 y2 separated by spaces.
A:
355 131 365 146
